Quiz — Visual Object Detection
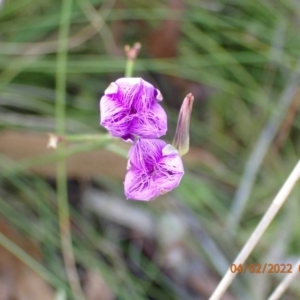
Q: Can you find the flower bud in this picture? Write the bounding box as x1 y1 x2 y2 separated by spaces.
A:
172 93 194 156
124 42 141 61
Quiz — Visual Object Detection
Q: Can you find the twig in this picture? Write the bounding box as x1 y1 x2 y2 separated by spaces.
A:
172 200 251 300
251 198 297 299
267 258 300 300
209 159 300 300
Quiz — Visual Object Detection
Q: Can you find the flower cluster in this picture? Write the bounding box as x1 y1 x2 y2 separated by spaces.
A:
100 78 184 201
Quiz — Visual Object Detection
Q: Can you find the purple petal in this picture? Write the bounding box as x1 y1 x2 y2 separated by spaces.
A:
125 140 184 200
128 138 166 172
130 102 167 138
154 145 184 191
100 95 124 122
131 79 157 111
115 78 158 111
100 78 166 139
124 169 159 201
115 78 143 108
121 133 135 143
100 95 132 137
155 89 163 102
104 82 118 95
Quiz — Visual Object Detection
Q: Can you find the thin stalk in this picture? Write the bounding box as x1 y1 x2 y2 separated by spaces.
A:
125 59 134 77
47 133 113 148
267 258 300 300
62 133 112 142
209 159 300 300
55 0 85 300
124 42 141 77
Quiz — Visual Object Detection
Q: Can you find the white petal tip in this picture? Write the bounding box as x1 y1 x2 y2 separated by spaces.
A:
162 144 179 156
156 89 163 101
104 82 118 95
127 159 131 170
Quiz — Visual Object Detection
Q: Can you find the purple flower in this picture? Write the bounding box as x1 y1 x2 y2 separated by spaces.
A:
124 139 184 201
100 78 167 141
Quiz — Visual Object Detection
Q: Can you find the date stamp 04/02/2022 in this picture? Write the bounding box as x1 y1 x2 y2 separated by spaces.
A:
230 263 298 274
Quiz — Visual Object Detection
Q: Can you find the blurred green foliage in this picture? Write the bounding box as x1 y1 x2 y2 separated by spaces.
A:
1 0 300 299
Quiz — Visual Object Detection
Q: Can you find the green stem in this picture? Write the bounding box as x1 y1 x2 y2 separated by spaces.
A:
125 59 134 77
62 133 112 142
55 0 85 299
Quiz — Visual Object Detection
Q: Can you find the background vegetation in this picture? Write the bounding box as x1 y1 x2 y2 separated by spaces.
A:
1 0 300 299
